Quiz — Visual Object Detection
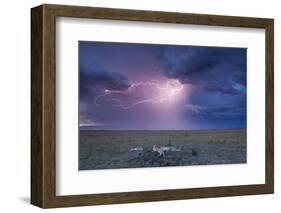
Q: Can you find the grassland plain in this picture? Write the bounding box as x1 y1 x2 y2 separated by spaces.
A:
79 129 246 170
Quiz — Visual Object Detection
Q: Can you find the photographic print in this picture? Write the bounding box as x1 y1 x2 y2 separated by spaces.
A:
31 5 274 207
79 41 247 170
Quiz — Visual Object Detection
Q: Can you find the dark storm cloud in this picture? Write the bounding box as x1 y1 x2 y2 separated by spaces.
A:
203 80 246 95
79 41 163 79
87 70 130 91
186 104 246 120
79 41 247 130
80 65 131 98
185 89 246 128
161 47 222 78
79 64 133 127
158 46 246 95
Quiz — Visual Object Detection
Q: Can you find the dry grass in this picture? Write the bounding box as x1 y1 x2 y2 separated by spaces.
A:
79 129 246 170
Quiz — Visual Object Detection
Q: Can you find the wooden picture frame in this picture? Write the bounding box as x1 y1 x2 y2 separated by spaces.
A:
31 4 274 208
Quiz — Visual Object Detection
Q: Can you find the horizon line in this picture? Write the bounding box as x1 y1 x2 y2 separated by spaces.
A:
79 127 246 131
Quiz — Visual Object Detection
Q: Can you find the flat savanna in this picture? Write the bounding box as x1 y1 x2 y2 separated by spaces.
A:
79 129 246 170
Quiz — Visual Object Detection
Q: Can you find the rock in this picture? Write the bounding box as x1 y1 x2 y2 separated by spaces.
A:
130 147 143 152
191 149 198 156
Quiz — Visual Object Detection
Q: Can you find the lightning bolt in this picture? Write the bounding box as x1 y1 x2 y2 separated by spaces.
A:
94 79 184 110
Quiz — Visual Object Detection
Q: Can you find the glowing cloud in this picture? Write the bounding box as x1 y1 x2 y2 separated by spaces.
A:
94 79 185 109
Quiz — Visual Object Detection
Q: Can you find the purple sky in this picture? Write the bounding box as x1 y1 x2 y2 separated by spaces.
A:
79 41 246 130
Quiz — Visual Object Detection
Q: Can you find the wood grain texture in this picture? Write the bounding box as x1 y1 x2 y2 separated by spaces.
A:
265 20 274 193
31 4 274 208
31 5 43 207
